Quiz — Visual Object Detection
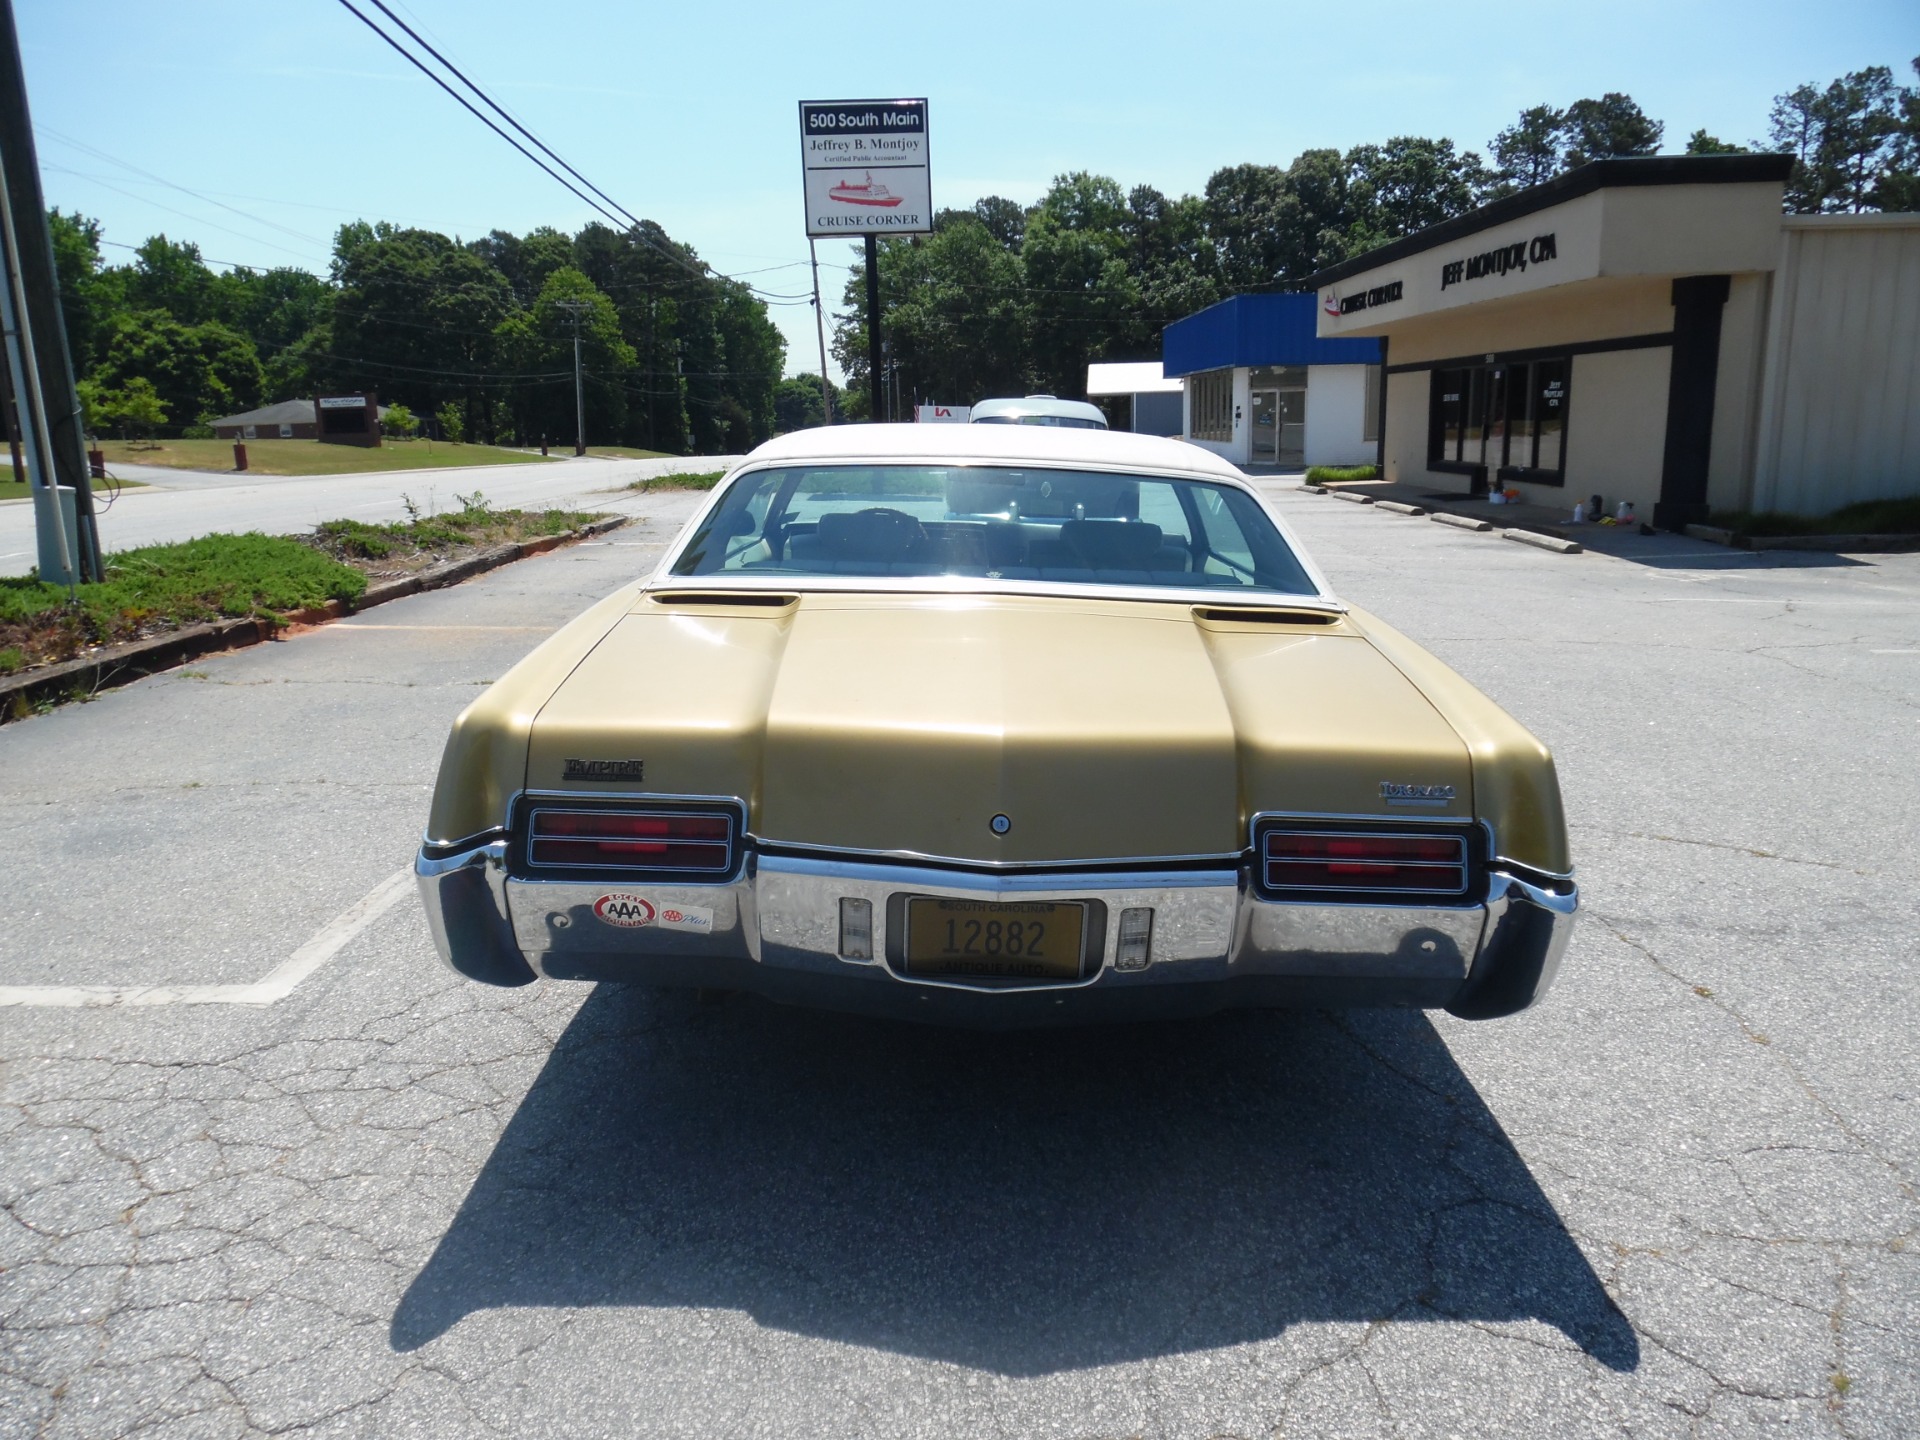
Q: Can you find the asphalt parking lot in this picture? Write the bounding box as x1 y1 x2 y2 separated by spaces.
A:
2 484 1916 1439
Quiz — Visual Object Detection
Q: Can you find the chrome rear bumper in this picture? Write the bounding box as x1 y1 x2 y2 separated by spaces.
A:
415 842 1575 1025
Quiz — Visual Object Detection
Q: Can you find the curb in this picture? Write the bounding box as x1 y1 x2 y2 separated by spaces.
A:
1683 523 1736 546
1742 531 1920 553
1375 500 1426 516
1502 527 1583 555
0 515 630 722
1431 511 1494 532
1332 490 1375 505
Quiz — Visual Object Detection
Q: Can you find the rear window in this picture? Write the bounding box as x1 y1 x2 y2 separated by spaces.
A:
668 464 1317 595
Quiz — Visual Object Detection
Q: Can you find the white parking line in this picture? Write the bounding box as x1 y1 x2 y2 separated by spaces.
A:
320 624 551 632
0 867 414 1008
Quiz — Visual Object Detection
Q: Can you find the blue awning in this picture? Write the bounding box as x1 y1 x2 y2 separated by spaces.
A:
1162 293 1380 377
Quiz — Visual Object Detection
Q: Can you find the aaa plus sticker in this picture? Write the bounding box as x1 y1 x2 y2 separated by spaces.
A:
592 894 656 928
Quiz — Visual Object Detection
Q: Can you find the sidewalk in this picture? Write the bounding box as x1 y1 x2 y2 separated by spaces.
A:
1307 476 1669 559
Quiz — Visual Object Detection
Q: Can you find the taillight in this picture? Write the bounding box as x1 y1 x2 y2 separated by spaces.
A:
528 809 734 872
1262 830 1467 895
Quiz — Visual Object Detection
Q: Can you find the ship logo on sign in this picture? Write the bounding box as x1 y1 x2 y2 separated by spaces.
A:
828 173 903 208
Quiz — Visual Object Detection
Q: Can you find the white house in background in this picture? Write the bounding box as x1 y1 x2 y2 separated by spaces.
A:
1084 361 1184 436
1161 293 1384 469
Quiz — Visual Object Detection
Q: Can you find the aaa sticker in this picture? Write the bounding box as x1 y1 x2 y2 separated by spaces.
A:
592 894 656 928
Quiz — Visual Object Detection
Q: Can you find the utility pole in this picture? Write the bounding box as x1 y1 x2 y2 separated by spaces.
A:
0 0 101 579
807 238 833 425
554 298 590 456
863 234 883 423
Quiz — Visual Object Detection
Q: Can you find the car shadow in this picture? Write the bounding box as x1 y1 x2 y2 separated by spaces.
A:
391 986 1638 1374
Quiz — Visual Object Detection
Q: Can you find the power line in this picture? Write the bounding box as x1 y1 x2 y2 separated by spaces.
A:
330 0 638 237
38 128 327 246
331 0 805 304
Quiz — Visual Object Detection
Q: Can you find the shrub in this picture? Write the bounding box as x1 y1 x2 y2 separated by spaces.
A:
1710 495 1920 537
1304 465 1380 484
627 470 726 493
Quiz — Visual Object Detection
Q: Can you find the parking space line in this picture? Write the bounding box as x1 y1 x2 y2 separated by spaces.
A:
320 624 552 632
0 867 414 1008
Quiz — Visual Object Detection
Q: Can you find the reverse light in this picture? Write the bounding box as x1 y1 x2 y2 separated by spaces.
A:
528 809 733 872
1262 830 1468 895
1115 907 1154 971
838 898 875 961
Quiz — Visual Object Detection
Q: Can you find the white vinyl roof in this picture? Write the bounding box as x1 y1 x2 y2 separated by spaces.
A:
1085 362 1183 397
738 420 1242 481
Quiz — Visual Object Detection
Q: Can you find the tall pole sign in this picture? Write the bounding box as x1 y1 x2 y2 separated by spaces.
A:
798 99 930 422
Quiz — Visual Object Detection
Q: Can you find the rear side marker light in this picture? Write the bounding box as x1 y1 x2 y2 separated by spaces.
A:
1262 830 1467 894
529 810 733 871
838 898 874 961
1115 907 1154 971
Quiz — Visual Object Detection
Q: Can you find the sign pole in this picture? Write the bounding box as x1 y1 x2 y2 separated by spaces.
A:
864 235 883 423
806 238 833 424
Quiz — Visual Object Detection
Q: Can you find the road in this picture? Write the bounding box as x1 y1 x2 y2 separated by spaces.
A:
0 453 743 576
1 488 1916 1438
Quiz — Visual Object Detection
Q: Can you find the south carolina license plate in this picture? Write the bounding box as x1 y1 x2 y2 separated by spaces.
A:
903 898 1086 980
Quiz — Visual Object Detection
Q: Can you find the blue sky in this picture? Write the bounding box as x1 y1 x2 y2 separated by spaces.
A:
19 0 1918 380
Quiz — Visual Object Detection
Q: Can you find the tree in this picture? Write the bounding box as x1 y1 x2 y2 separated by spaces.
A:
380 402 419 438
493 266 634 447
436 400 465 443
774 374 837 432
1558 94 1664 167
1685 130 1749 156
1489 106 1564 193
1769 66 1911 212
1202 164 1291 291
1346 137 1492 244
972 196 1029 251
1875 57 1920 211
91 311 264 428
47 210 118 371
124 235 217 325
82 376 168 440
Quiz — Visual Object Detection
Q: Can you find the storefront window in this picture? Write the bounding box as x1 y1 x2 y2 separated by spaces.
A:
1428 358 1570 483
1189 369 1233 443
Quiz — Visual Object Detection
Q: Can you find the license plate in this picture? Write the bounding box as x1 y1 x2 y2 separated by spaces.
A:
904 898 1086 980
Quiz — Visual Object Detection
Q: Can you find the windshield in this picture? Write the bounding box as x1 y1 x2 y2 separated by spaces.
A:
972 413 1106 429
668 464 1318 595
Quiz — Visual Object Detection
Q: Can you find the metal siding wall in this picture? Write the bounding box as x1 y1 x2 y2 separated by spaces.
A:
1164 294 1382 374
1760 223 1920 514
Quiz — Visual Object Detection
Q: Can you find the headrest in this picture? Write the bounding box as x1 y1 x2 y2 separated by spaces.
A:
1060 520 1164 567
817 508 927 562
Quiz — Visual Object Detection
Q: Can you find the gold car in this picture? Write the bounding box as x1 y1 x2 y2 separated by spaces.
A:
417 424 1575 1026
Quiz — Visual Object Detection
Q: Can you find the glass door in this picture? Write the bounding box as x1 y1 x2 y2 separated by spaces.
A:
1278 388 1306 466
1250 389 1279 463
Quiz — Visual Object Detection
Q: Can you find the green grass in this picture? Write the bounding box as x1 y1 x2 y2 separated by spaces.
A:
584 445 674 460
0 533 368 669
0 646 23 675
1709 494 1920 537
305 497 601 562
1304 465 1381 484
626 469 727 493
98 437 560 477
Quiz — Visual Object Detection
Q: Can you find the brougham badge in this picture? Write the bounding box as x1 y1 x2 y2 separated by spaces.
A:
564 758 645 781
1381 782 1456 806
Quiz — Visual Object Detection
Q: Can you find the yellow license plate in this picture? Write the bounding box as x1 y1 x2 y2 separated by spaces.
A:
904 898 1086 979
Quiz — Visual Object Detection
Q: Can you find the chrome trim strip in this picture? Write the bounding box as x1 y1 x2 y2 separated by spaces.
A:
750 836 1245 872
